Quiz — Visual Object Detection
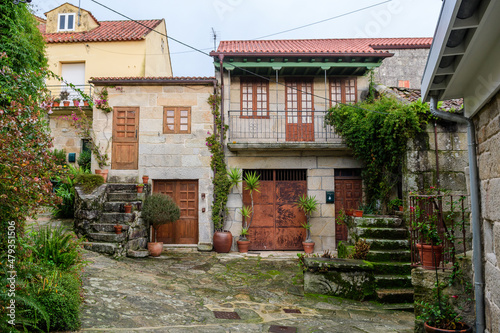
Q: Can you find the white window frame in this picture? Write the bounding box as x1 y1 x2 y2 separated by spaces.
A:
58 13 76 32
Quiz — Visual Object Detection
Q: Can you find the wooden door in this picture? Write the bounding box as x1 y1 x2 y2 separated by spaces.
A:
244 169 306 250
286 80 314 142
335 175 363 242
153 180 198 244
112 107 139 170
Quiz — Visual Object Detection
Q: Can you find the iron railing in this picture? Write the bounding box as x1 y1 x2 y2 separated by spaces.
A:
227 110 342 143
47 84 94 103
409 194 469 270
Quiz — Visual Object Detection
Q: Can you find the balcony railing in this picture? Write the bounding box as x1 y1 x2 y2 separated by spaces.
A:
409 194 470 270
227 110 342 144
47 84 94 103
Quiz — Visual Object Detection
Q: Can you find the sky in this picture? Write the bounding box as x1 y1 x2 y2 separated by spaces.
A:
33 0 444 77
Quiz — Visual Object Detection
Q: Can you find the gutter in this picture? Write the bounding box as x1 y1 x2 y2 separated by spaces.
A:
429 96 485 333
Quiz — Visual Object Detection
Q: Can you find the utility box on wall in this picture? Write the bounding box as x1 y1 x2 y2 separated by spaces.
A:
68 153 76 163
326 191 335 203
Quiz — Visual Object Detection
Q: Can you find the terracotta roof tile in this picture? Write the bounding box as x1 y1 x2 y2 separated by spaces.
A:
215 38 432 56
40 19 162 43
90 76 216 84
388 87 463 111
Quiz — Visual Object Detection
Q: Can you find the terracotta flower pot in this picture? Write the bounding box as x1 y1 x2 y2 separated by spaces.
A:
424 321 472 333
100 169 108 183
53 102 60 107
142 175 149 184
417 243 443 269
63 101 70 107
148 242 163 257
213 230 232 253
114 225 122 234
73 100 80 106
237 240 250 253
83 101 89 106
137 185 144 193
303 241 315 254
353 210 363 217
124 204 132 214
346 209 354 216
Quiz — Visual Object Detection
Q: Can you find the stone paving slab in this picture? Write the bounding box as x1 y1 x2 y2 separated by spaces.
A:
78 250 415 332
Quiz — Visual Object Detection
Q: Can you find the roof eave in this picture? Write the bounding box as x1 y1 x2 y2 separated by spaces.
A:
210 51 392 58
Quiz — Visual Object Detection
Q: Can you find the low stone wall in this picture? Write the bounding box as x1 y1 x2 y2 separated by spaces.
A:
411 252 475 333
303 257 375 301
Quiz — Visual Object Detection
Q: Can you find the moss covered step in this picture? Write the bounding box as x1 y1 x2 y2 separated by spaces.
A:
91 223 130 233
371 262 412 275
375 274 412 289
83 242 117 255
354 227 408 240
107 183 140 192
364 238 409 250
103 201 142 212
367 249 411 262
376 288 414 304
88 232 127 243
100 212 135 223
355 216 403 228
107 193 139 202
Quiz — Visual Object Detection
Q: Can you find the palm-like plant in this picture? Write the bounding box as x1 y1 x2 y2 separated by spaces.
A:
296 194 318 243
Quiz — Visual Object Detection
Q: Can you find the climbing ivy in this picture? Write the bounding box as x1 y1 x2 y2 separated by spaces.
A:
325 97 430 212
206 89 231 231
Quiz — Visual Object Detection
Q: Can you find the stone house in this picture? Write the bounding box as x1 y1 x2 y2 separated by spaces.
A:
421 0 500 331
209 38 432 252
37 3 172 160
88 77 216 250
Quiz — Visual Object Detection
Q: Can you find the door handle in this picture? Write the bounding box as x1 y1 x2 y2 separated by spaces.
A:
135 129 137 139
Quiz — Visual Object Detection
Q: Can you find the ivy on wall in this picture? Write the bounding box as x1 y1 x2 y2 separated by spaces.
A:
325 96 430 212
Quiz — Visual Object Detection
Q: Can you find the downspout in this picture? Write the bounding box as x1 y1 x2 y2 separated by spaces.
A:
429 96 485 333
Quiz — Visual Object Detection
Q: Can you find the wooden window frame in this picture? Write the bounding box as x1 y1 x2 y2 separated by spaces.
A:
163 107 191 134
285 78 315 112
329 77 358 107
240 78 270 119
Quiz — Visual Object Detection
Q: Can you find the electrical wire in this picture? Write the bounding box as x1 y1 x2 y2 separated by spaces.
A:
88 0 389 114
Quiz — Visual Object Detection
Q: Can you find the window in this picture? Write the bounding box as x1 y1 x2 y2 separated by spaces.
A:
240 78 269 118
163 107 191 134
58 13 76 32
330 78 357 107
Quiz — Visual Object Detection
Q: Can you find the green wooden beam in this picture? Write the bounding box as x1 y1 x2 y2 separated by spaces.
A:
215 61 381 69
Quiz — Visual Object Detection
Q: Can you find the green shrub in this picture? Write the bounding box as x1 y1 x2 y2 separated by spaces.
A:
351 239 371 260
75 173 104 193
337 241 348 259
30 226 84 270
142 194 180 242
77 150 91 172
52 149 67 166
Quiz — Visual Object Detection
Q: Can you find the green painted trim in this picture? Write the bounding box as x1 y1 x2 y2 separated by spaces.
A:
215 61 381 69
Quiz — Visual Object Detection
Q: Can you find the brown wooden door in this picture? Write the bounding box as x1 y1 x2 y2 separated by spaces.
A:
112 107 139 170
244 170 306 250
286 80 314 142
335 177 363 242
153 180 198 244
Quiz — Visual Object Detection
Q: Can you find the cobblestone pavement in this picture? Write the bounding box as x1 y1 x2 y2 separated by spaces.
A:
79 250 415 333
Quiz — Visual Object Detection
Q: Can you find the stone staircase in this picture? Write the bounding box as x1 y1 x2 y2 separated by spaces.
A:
351 216 413 309
75 183 149 257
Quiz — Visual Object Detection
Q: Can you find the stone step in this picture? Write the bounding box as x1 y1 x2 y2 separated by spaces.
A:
371 262 412 275
355 227 408 240
88 232 127 243
378 303 414 312
91 223 130 233
375 274 412 289
107 183 141 192
376 288 414 304
100 212 135 223
355 216 403 228
83 242 117 255
104 201 142 212
367 250 411 262
108 193 140 202
364 238 409 250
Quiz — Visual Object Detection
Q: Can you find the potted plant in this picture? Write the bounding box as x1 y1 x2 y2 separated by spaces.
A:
53 98 61 107
296 194 318 254
114 223 123 234
124 203 132 214
142 193 180 257
415 216 443 269
236 171 260 252
73 98 80 106
389 198 404 212
60 90 70 106
136 183 144 193
95 169 108 182
237 206 252 253
417 291 472 332
142 175 149 184
83 99 90 106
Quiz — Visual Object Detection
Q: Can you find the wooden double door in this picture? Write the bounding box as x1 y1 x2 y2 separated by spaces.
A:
244 169 307 251
153 180 198 244
334 170 363 243
285 80 314 142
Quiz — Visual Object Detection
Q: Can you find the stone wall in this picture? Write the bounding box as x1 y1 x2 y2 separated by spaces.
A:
475 90 500 333
374 48 430 89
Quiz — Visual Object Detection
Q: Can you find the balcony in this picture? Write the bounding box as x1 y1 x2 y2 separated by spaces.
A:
47 84 94 109
227 110 346 151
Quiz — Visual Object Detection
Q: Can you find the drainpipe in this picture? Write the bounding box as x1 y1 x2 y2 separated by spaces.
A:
429 96 485 333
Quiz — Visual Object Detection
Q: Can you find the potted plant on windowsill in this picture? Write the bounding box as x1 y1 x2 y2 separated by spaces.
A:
142 193 180 257
73 98 80 106
53 98 61 107
60 90 70 106
297 194 319 254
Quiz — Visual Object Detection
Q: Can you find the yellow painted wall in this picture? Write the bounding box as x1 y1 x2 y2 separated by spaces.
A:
145 20 172 77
